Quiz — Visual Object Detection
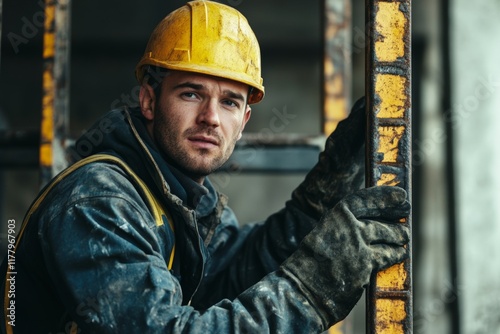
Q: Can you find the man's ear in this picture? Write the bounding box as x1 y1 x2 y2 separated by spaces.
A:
139 83 156 121
237 105 252 140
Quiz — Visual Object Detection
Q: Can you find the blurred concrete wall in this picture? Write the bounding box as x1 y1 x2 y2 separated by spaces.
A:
452 1 500 332
412 0 453 333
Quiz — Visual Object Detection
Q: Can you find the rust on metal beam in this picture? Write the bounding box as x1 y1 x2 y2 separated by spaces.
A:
40 0 71 186
323 0 352 136
365 0 412 333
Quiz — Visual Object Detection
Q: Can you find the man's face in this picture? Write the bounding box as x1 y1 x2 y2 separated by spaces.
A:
140 70 251 183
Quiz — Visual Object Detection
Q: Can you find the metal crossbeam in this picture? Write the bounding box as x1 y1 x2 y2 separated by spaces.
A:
220 134 324 173
365 0 413 333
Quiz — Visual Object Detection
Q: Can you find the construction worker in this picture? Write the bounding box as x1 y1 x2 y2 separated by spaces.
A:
1 1 410 333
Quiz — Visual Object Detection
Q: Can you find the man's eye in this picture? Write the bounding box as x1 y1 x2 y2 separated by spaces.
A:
223 100 238 108
182 92 197 99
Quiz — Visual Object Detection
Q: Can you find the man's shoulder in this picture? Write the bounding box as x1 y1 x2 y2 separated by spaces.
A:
28 159 162 235
44 160 144 208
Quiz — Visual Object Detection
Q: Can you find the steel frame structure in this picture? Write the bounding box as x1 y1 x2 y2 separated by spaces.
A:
1 1 413 332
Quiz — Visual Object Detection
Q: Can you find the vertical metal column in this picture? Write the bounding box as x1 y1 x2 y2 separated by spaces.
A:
40 0 71 186
323 0 352 135
365 0 412 333
323 1 353 333
441 0 460 331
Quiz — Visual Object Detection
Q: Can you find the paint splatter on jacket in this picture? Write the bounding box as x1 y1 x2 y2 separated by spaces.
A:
1 108 332 333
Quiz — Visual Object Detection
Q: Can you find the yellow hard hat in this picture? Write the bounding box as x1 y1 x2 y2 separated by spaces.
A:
136 0 265 104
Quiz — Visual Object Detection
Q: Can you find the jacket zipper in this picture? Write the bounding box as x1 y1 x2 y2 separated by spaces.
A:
124 108 207 307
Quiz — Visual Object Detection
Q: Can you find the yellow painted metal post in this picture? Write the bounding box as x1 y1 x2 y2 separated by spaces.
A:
323 1 352 332
323 0 352 136
365 0 412 333
40 0 71 186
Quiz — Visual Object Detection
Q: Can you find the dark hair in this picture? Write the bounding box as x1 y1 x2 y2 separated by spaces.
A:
143 66 169 97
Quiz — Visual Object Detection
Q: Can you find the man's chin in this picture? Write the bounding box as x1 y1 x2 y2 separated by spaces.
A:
168 150 229 180
186 165 220 178
181 161 225 180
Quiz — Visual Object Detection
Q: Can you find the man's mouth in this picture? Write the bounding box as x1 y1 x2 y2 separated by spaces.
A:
187 135 220 148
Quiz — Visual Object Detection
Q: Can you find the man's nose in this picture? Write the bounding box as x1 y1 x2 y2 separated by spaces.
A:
196 99 221 127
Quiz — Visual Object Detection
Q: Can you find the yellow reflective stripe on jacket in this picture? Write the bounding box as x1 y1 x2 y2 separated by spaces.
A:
87 154 176 268
4 154 175 334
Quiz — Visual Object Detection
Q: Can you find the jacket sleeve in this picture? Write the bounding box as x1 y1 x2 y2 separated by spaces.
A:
39 164 328 333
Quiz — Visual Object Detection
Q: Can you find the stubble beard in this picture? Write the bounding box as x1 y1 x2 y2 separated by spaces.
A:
153 109 238 180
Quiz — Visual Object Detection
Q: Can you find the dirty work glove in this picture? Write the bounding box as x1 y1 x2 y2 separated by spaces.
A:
292 97 366 219
281 186 410 327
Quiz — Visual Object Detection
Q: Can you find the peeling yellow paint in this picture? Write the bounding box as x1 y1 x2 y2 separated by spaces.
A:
43 3 55 58
44 1 55 31
377 126 405 163
375 2 406 62
40 105 54 139
43 33 55 58
324 99 347 135
41 65 54 169
375 299 406 334
41 0 56 168
39 144 52 167
377 262 407 290
369 1 411 333
377 173 398 186
375 74 407 119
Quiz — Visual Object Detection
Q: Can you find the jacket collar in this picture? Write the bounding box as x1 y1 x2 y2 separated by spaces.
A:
73 107 218 215
126 107 220 215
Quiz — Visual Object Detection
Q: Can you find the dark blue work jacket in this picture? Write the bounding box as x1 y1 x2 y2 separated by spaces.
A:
1 108 327 333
